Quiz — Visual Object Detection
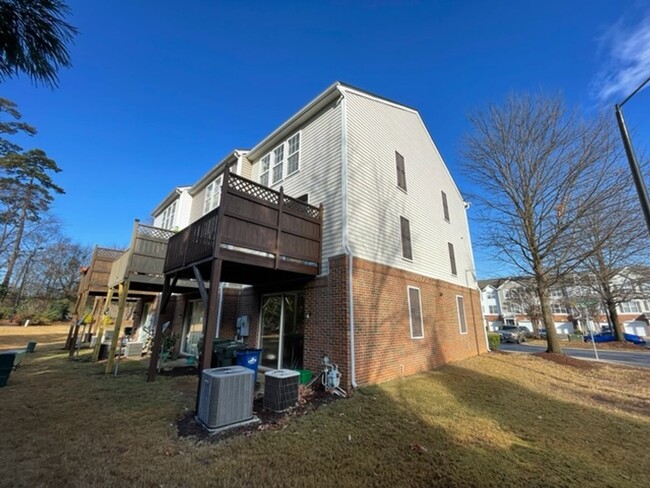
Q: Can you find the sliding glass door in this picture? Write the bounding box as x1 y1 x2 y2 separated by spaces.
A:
260 292 305 369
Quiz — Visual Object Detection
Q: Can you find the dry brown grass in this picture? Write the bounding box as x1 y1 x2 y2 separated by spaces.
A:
1 326 649 487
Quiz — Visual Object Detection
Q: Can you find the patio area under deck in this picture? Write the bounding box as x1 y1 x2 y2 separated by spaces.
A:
67 246 124 350
99 220 198 373
148 171 323 382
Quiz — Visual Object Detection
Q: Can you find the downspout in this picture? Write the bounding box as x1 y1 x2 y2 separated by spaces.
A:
340 90 358 389
463 201 490 352
215 282 225 338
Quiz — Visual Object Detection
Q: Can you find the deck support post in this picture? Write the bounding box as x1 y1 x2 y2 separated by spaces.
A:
105 281 130 374
92 287 114 362
68 297 100 359
195 258 223 413
147 274 177 382
65 291 88 350
89 296 105 340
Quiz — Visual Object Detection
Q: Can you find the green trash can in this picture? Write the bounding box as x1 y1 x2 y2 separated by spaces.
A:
212 340 245 368
0 352 16 387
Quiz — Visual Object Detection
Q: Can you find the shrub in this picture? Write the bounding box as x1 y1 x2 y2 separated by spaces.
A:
487 333 501 350
42 299 70 322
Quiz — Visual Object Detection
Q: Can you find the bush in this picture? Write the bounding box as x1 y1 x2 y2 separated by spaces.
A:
42 299 70 322
487 333 501 350
568 333 584 342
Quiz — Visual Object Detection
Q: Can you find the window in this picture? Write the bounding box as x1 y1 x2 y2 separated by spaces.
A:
287 133 300 175
620 301 641 314
457 296 467 334
442 191 449 221
486 291 496 300
258 132 301 187
551 303 568 314
260 154 271 187
272 144 284 184
395 151 407 191
203 175 223 215
407 286 423 338
549 288 564 299
400 216 412 260
489 305 498 314
160 200 177 230
181 300 205 356
448 242 457 275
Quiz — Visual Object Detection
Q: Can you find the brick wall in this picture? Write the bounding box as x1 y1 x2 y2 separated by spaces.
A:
351 257 486 386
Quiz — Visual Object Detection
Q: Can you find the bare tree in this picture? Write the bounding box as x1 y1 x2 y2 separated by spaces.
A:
463 93 623 353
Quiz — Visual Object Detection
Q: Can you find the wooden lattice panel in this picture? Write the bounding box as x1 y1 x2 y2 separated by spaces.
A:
229 174 280 206
283 196 320 220
137 224 175 241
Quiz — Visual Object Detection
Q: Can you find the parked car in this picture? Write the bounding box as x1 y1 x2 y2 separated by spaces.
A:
583 332 647 345
517 326 533 339
499 325 527 344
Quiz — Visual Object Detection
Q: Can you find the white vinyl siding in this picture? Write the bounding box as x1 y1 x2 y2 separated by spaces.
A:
345 90 476 287
202 175 223 215
407 286 424 339
251 104 342 274
457 295 467 334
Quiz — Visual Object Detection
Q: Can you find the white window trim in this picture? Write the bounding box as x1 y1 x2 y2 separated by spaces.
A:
286 132 301 177
160 200 177 230
407 286 424 339
202 174 223 215
456 295 468 335
258 131 302 187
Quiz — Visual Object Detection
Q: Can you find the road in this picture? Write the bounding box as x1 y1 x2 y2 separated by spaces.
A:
500 343 650 368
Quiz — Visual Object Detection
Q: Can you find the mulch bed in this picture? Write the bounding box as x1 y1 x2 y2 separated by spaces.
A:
532 352 601 370
176 385 343 443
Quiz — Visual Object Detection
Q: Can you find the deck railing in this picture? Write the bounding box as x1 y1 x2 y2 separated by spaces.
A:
77 247 124 294
164 172 322 275
108 222 176 287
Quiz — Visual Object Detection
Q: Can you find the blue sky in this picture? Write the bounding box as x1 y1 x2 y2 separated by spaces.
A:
3 0 650 278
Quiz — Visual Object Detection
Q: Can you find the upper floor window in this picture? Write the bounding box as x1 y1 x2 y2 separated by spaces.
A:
620 301 641 314
486 291 496 300
160 200 177 230
287 133 300 176
259 132 301 187
448 242 457 276
395 151 407 191
203 175 223 215
442 191 449 221
549 288 564 299
551 303 568 314
260 154 271 187
457 295 467 334
407 286 423 338
488 305 498 314
400 216 412 260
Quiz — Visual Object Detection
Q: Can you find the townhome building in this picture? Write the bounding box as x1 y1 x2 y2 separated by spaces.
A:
479 271 650 338
79 82 488 387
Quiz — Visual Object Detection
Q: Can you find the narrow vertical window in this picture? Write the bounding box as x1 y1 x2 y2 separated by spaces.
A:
202 175 223 215
287 133 300 175
456 295 467 334
396 151 407 191
400 216 412 260
161 200 177 230
260 154 271 187
272 144 284 184
442 191 449 221
408 286 424 338
448 242 457 275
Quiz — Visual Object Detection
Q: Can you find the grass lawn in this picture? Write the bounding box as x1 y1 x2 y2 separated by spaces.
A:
1 325 649 487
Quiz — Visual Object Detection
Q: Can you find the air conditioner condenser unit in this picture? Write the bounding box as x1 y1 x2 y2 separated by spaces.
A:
197 366 254 429
264 369 300 412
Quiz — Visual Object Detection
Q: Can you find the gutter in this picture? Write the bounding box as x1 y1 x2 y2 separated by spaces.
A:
339 90 358 389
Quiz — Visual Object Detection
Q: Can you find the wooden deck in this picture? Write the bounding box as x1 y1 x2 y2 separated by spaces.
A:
164 172 322 281
77 246 124 296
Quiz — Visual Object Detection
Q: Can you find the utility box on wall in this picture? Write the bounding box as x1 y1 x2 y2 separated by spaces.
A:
236 315 249 337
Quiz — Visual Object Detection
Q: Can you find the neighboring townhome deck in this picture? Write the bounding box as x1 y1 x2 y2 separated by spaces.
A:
99 220 197 373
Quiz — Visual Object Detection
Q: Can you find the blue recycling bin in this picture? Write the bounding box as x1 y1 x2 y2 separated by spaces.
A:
235 348 262 384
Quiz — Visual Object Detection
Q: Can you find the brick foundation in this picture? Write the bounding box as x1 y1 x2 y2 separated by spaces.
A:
215 254 485 390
